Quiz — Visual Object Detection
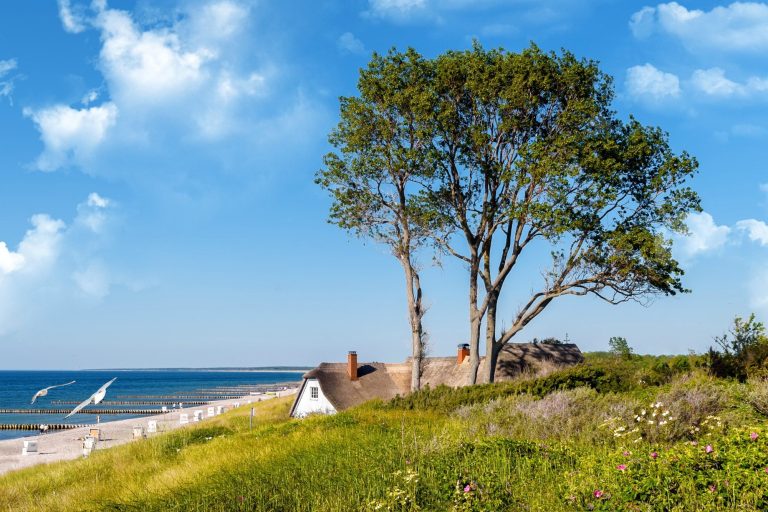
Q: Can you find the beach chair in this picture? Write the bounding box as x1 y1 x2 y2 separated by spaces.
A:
90 428 101 441
22 440 38 456
132 426 145 439
207 407 215 417
83 436 96 457
179 413 189 425
193 410 204 422
147 420 158 434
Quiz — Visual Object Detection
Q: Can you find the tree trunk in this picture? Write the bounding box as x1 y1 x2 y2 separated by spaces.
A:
468 257 481 385
402 255 423 391
484 290 499 383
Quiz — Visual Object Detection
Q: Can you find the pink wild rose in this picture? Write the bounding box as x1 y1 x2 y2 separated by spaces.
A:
705 444 714 454
593 490 604 499
464 484 471 493
616 464 627 471
650 452 658 460
751 432 759 441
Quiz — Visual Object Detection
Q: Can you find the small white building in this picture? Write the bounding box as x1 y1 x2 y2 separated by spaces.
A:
290 344 585 418
290 377 337 418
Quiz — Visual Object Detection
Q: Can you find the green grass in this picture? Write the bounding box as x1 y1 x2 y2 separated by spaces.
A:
2 355 768 511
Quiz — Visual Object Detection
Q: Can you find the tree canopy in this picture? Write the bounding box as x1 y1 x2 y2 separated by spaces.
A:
319 43 700 384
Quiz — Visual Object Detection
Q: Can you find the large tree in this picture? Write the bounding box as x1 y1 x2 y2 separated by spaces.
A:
429 44 700 383
316 49 438 391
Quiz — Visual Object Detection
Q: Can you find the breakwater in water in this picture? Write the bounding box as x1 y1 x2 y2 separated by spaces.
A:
0 370 303 441
0 423 92 431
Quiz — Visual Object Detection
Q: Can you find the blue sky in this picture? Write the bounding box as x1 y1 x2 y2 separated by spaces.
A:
0 0 766 369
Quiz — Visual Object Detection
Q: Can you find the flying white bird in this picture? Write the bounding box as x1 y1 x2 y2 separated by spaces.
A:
65 378 117 419
30 381 76 405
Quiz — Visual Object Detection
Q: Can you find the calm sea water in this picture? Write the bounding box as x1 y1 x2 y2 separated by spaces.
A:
0 370 304 441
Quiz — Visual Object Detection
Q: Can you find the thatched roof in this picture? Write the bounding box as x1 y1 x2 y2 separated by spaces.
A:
291 343 583 415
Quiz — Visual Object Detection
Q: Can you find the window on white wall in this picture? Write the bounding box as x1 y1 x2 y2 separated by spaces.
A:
310 386 319 399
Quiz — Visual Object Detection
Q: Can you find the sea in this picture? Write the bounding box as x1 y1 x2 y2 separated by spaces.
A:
0 370 305 441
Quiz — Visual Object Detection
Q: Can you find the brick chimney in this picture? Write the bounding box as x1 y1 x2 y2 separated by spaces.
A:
347 351 358 381
457 344 470 364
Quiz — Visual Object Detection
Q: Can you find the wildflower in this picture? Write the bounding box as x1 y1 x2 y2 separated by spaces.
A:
708 485 716 493
464 484 471 493
690 441 698 446
650 452 658 460
640 409 646 416
593 490 604 499
751 432 759 441
616 464 627 471
705 444 714 454
623 450 631 457
662 410 670 417
647 420 655 425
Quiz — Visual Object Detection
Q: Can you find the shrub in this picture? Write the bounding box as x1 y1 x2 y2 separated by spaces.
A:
608 337 634 360
708 314 768 381
747 379 768 417
387 365 625 413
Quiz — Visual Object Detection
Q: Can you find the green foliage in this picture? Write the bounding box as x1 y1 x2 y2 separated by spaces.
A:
708 314 768 381
608 336 634 360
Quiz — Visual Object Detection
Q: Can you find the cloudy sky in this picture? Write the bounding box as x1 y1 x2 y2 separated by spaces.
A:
0 0 766 369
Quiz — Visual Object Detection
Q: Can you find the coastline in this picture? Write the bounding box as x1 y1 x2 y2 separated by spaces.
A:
0 388 297 477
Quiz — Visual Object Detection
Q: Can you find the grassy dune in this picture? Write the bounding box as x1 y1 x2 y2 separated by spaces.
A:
2 355 768 511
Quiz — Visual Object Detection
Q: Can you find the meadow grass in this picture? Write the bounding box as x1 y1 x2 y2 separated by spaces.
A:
2 356 768 511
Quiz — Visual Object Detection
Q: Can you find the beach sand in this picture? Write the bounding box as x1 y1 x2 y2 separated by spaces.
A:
0 388 297 477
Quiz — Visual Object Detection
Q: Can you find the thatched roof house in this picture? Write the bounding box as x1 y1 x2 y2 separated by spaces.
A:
290 343 583 418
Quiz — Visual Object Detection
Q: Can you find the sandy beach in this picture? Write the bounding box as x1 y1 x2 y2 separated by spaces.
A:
0 388 297 477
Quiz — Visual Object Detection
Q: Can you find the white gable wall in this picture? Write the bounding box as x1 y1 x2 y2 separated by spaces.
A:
291 378 336 418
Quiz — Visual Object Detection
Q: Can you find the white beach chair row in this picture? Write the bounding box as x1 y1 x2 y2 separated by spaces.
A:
21 400 250 457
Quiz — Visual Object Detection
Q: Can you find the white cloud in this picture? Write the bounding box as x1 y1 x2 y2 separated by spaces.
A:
366 0 429 21
0 58 18 101
691 68 742 96
0 59 15 75
737 219 768 245
57 0 87 33
30 0 327 178
629 6 656 38
73 261 110 298
81 89 99 105
94 7 210 103
76 192 112 234
690 67 768 98
630 2 768 52
677 211 731 257
0 242 25 274
626 64 681 100
0 214 66 279
24 103 118 171
0 194 117 334
338 32 365 55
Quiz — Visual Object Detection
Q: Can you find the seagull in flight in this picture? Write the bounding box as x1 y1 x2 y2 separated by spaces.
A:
31 381 76 405
65 378 117 419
